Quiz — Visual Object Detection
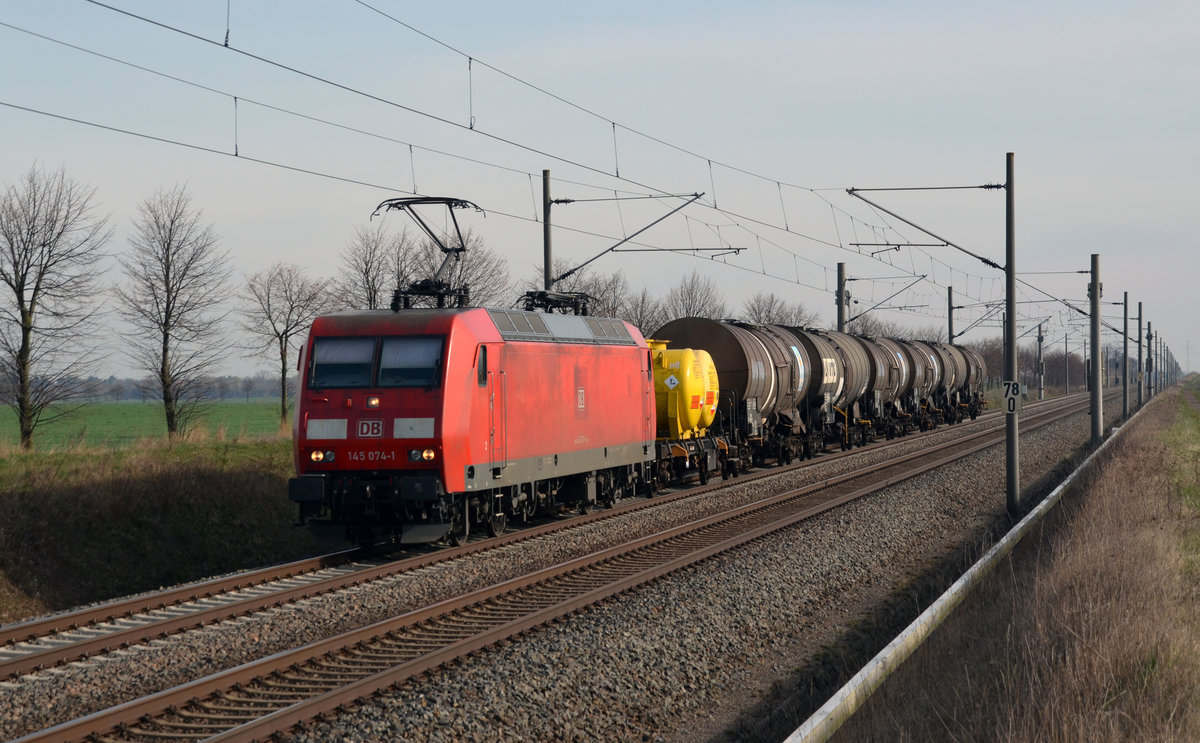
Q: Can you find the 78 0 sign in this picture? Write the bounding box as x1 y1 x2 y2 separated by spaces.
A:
1003 381 1023 414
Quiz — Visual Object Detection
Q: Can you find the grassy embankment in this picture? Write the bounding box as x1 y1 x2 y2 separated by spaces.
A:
832 378 1200 741
0 403 337 625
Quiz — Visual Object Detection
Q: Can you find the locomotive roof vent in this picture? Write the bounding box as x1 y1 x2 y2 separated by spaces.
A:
488 309 636 346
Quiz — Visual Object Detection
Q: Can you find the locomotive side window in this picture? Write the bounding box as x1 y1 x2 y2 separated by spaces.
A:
311 337 375 388
477 345 488 386
379 336 445 387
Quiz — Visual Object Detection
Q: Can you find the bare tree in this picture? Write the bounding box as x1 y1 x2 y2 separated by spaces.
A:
0 165 111 448
334 222 418 310
661 270 727 320
843 312 946 342
908 322 948 342
742 291 821 327
409 230 510 308
241 263 337 424
116 185 232 439
623 287 669 337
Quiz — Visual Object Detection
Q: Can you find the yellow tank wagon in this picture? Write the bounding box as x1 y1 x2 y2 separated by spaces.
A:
648 340 733 484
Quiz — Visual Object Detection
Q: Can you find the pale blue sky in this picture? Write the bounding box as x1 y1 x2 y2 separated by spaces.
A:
1 0 1196 375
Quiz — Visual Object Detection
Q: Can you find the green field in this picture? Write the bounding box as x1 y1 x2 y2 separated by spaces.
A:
0 401 290 449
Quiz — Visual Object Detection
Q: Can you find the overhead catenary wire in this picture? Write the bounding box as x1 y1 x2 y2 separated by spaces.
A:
23 4 1054 328
0 11 1156 366
26 8 962 302
70 1 1006 310
0 99 718 269
82 0 663 192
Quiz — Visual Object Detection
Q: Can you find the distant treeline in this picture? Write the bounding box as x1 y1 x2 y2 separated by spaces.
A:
86 372 297 403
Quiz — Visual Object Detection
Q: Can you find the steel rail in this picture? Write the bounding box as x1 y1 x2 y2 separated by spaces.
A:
0 391 1096 681
0 550 359 647
13 393 1099 743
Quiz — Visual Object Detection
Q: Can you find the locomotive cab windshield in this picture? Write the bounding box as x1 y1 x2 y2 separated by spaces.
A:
309 335 446 389
310 337 375 388
379 336 444 387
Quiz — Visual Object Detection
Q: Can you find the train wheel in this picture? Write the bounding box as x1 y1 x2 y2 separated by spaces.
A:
485 499 507 537
603 486 621 508
448 499 469 546
657 459 673 487
640 474 656 498
520 499 536 523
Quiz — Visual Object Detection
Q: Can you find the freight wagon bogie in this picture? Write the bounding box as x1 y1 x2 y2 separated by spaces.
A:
655 436 727 485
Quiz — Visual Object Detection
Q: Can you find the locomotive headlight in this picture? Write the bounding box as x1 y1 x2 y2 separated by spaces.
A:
409 448 436 462
366 395 381 408
422 448 435 461
310 450 324 462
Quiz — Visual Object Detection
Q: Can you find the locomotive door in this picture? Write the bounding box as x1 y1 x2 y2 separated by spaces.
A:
643 349 653 444
486 346 507 475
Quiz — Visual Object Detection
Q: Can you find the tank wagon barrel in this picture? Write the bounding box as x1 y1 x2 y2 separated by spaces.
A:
647 340 729 483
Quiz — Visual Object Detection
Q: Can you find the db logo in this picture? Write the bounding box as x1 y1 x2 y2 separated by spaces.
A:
358 419 384 438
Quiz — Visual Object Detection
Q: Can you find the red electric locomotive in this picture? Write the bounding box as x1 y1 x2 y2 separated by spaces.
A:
289 306 657 545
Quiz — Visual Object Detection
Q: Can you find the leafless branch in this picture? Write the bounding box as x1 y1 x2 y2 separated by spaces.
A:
0 164 111 448
114 184 232 438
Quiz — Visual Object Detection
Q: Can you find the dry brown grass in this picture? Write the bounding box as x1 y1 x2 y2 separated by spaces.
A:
0 436 336 625
833 382 1200 742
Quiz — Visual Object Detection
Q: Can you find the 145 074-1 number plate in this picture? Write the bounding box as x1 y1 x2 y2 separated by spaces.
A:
347 450 396 463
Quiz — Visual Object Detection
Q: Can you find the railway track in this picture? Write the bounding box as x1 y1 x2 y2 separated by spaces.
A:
12 390 1105 743
0 392 1098 683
